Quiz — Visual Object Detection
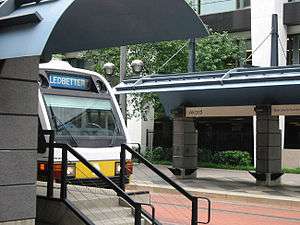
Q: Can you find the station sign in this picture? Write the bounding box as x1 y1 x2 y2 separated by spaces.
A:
272 105 300 116
186 106 255 117
48 73 89 90
186 105 300 117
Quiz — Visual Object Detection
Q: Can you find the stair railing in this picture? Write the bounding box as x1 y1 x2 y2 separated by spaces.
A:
43 130 146 225
120 144 211 225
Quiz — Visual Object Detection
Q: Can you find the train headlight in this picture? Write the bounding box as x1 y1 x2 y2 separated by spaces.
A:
39 163 46 172
67 164 76 177
115 162 121 175
115 160 133 176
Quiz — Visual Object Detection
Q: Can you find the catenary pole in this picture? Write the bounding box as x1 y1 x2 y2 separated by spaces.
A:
271 14 279 66
119 46 127 122
188 0 200 72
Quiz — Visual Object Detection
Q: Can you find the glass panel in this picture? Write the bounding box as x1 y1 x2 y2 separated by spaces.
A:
243 0 250 7
198 0 236 15
44 94 119 137
285 116 300 149
236 0 250 9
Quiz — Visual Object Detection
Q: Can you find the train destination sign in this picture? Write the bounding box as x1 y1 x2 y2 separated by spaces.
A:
186 105 300 117
49 73 89 90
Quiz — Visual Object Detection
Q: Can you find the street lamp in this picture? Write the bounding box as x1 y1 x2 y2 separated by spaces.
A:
130 59 144 75
103 62 115 76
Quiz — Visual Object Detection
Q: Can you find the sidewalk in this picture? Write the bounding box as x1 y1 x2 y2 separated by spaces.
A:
130 165 300 207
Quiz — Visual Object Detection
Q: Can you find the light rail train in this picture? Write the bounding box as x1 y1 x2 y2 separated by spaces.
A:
37 60 132 185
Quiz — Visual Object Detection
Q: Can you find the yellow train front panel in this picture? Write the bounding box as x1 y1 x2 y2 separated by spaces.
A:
75 160 116 178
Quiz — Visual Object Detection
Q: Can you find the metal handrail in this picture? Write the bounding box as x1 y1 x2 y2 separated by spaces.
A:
139 203 156 225
120 144 211 225
43 132 144 225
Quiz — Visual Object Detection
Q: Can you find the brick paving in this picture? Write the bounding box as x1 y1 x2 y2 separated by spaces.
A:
149 193 300 225
130 165 300 225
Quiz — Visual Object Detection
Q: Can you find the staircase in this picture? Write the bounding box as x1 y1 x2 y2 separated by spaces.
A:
37 182 146 225
68 186 144 225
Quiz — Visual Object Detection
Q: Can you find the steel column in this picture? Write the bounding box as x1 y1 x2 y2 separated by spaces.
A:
60 146 68 200
271 14 279 67
119 145 126 191
46 131 55 198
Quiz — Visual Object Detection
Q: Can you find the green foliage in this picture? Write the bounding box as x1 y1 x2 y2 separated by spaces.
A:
198 148 215 163
144 147 172 162
127 93 164 120
283 167 300 174
196 32 246 71
212 150 252 167
198 162 254 171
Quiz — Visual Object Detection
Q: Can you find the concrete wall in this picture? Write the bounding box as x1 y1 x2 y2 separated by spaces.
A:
282 149 300 168
36 198 85 225
0 57 39 224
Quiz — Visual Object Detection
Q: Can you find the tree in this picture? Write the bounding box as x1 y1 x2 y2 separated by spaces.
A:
83 32 245 119
196 32 246 71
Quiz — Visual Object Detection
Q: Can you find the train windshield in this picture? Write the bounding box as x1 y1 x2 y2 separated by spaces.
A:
44 94 119 137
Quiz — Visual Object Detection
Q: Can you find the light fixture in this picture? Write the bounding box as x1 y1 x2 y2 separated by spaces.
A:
103 62 115 76
130 59 144 74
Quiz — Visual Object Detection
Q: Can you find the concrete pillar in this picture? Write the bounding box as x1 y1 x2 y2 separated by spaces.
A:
251 0 288 67
252 105 283 186
170 109 198 178
0 57 39 224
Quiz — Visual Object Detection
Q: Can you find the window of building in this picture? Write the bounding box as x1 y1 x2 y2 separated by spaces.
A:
191 0 250 15
198 0 236 15
236 0 250 9
287 35 300 65
285 116 300 149
244 39 252 66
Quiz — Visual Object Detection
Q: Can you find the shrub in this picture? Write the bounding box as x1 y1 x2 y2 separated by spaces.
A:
144 147 172 162
212 150 252 167
198 148 215 162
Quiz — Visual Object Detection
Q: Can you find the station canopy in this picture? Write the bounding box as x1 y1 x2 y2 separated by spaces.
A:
0 0 208 60
114 66 300 115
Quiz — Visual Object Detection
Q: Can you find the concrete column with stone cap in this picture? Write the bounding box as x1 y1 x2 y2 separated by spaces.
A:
0 57 38 224
169 108 198 179
250 105 283 186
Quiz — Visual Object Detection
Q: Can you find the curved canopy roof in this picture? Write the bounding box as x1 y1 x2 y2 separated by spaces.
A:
114 66 300 115
0 0 208 60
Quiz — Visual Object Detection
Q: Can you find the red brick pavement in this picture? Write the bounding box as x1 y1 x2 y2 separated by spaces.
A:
145 193 300 225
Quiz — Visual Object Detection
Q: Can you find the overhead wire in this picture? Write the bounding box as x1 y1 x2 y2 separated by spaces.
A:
243 32 272 64
154 41 189 74
278 35 287 61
